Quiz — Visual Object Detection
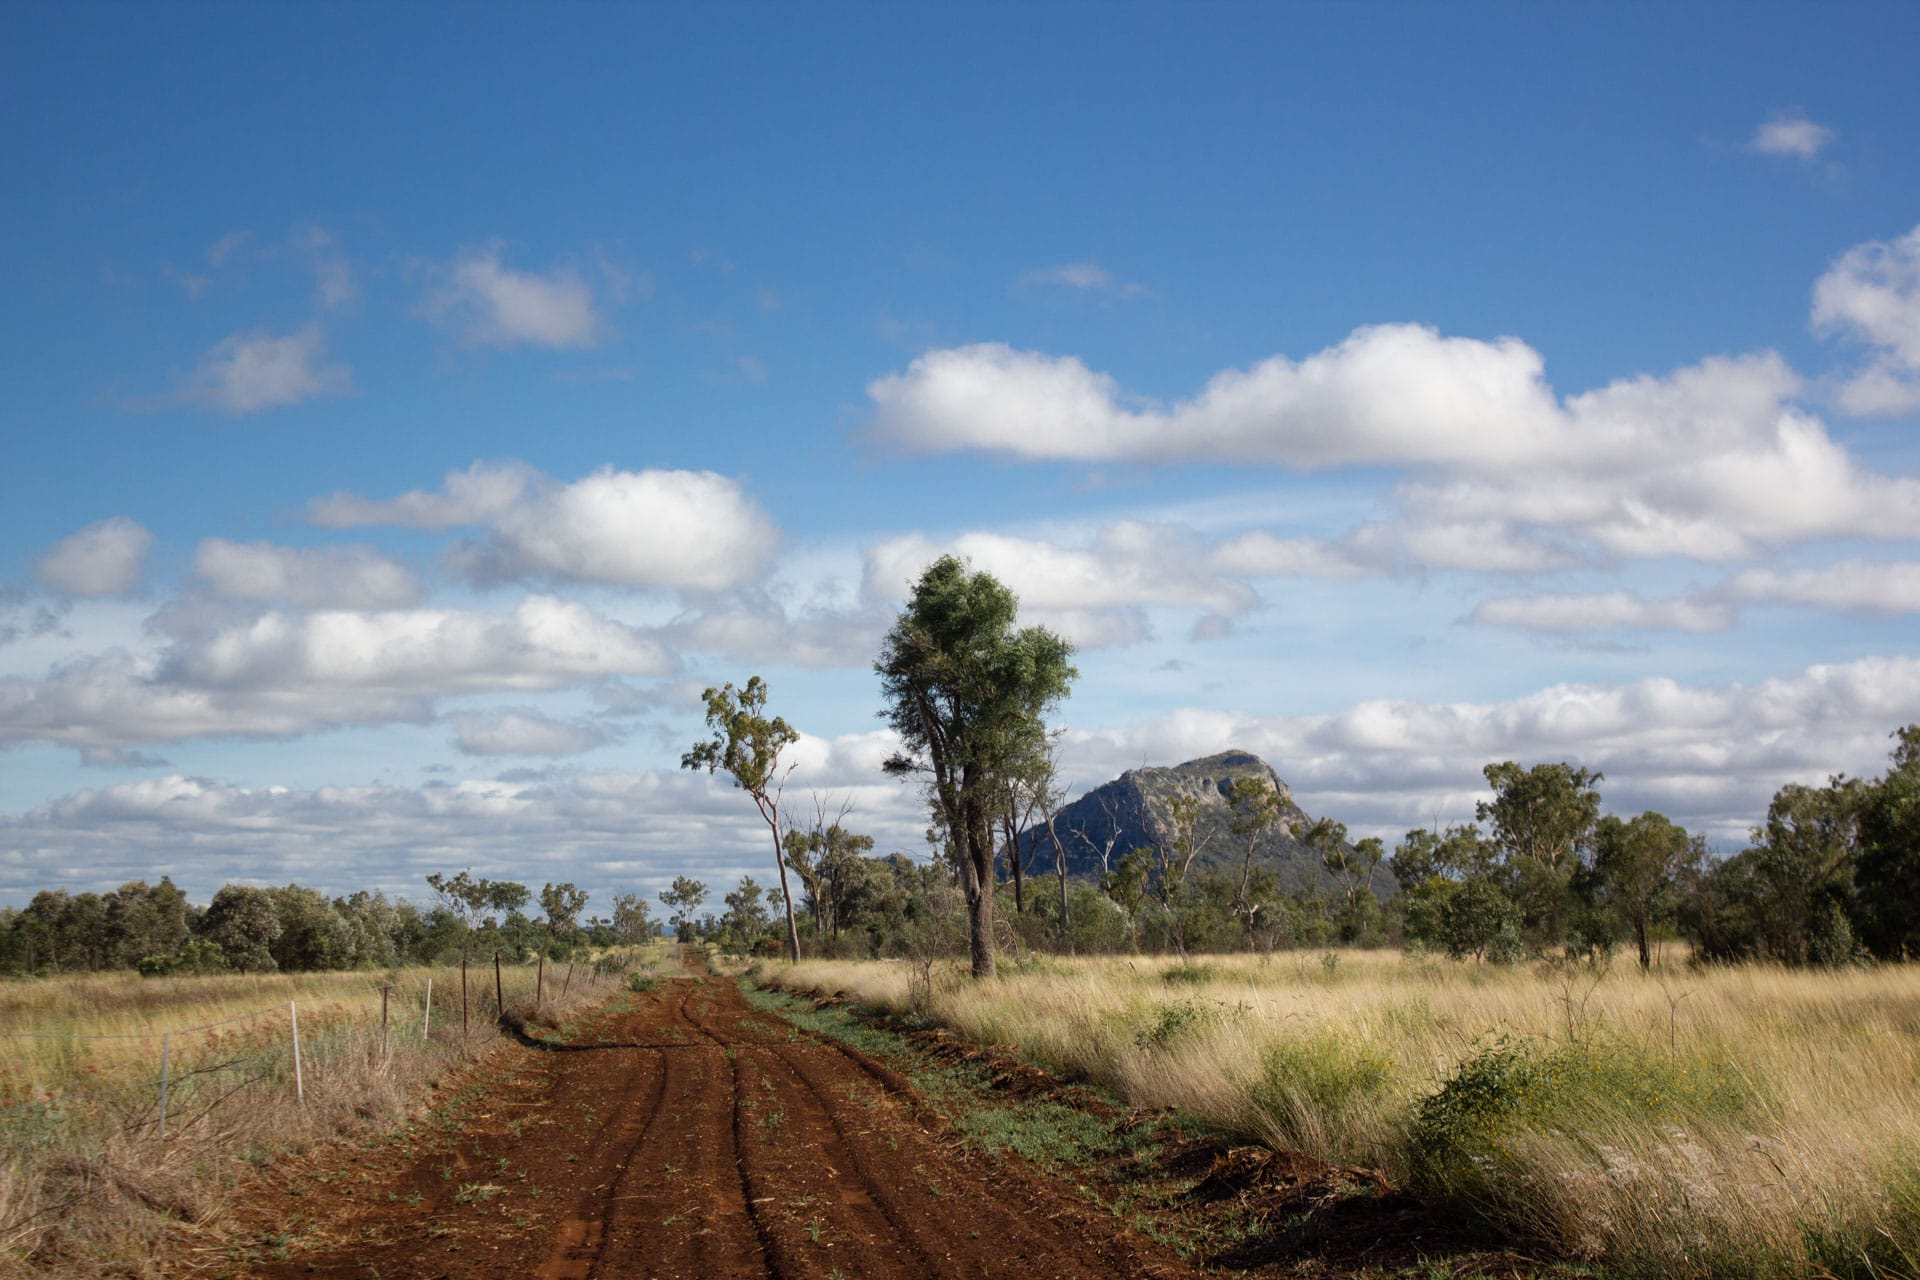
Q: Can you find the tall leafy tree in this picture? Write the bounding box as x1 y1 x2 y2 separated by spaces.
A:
539 881 590 951
1856 726 1920 958
1593 811 1696 971
877 556 1076 978
1478 760 1604 947
681 676 804 962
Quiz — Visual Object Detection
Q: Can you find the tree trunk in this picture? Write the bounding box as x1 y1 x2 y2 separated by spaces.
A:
766 820 802 963
963 788 996 978
1009 820 1026 914
1636 918 1651 972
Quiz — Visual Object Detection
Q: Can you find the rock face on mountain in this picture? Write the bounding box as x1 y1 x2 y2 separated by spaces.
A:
1020 749 1388 898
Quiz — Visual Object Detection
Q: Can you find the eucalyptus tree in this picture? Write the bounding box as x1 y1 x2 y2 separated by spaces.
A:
1477 760 1605 946
681 676 804 961
877 556 1076 978
1593 811 1696 971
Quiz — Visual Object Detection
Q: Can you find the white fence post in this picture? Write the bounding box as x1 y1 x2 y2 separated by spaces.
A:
290 1002 304 1104
423 978 432 1040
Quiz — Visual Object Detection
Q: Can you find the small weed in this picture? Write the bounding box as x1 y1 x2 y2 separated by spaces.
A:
454 1182 502 1204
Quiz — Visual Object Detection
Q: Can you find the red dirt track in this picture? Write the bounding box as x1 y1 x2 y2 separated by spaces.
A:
240 961 1201 1280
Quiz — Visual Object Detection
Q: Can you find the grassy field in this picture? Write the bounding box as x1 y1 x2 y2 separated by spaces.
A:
0 947 666 1278
768 948 1920 1279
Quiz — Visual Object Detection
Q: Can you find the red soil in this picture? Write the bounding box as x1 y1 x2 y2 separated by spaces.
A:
234 963 1202 1280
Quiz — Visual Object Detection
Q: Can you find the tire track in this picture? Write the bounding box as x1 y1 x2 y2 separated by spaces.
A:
240 962 1203 1280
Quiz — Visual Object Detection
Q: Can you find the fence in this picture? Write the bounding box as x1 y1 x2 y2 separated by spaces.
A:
0 954 620 1162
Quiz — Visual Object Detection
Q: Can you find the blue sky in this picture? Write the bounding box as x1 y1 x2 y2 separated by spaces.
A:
4 2 1919 910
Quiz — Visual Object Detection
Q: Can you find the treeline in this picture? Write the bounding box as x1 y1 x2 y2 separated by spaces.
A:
684 726 1920 970
0 874 663 977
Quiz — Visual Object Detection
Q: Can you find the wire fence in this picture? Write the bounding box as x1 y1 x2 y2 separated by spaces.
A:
0 953 624 1160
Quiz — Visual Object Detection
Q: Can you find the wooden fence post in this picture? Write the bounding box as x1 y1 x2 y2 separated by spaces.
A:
290 1002 305 1104
537 955 544 1006
380 984 391 1059
493 951 504 1017
461 956 470 1037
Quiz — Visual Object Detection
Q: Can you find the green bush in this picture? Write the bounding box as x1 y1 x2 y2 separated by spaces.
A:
1251 1029 1395 1148
1133 997 1223 1051
1408 1033 1750 1200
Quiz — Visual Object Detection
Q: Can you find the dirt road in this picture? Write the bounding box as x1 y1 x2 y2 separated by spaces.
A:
241 965 1200 1280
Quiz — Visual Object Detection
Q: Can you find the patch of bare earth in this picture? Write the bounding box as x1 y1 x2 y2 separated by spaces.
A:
219 963 1202 1280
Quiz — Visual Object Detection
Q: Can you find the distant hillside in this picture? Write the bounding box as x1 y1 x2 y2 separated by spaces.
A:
1018 749 1392 898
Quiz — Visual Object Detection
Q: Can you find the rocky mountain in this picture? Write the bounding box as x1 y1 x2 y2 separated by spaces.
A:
1018 749 1392 899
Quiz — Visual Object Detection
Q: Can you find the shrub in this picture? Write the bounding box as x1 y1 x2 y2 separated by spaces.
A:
1251 1029 1395 1150
1408 1033 1750 1203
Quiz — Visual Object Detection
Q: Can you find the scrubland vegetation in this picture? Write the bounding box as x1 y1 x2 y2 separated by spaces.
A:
771 948 1920 1278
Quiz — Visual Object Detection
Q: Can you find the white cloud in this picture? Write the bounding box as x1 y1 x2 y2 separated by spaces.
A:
450 708 614 757
865 524 1257 615
316 463 778 592
1014 262 1148 298
1746 111 1834 160
1730 560 1920 614
170 325 351 415
867 326 1563 467
194 539 422 609
0 730 928 903
1060 654 1920 846
421 243 601 348
1813 224 1920 416
1470 591 1734 633
173 596 673 694
36 518 154 597
458 468 778 591
309 460 536 529
870 329 1920 563
0 597 675 750
667 594 890 668
1207 531 1376 580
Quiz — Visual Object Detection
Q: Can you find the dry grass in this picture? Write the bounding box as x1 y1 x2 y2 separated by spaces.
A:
769 948 1920 1279
0 949 658 1278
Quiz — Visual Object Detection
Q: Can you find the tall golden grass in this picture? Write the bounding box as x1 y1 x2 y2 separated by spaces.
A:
0 949 657 1278
770 948 1920 1279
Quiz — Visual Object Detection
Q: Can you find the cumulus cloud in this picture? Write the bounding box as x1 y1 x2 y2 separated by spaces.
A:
9 659 1919 899
309 460 536 530
315 463 777 592
168 325 351 415
1813 223 1920 416
170 596 673 695
194 539 421 609
421 243 602 348
1060 654 1920 846
1470 591 1734 633
450 708 615 757
0 597 675 749
1746 110 1835 160
0 730 925 902
1729 560 1920 614
37 518 154 597
869 328 1920 563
